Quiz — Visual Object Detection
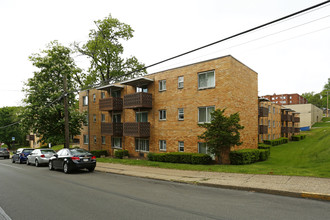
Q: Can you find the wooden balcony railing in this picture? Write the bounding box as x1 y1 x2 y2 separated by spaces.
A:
281 114 289 121
258 125 268 134
294 127 300 133
99 97 123 111
294 117 300 123
101 122 123 136
123 122 150 137
123 93 152 109
258 107 269 117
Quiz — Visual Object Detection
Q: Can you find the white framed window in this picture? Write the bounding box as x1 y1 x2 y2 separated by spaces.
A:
83 96 88 106
268 120 271 128
101 92 105 99
135 139 149 152
290 96 292 99
178 108 184 121
271 97 275 100
178 141 184 152
93 94 96 102
198 70 215 89
268 106 271 113
101 136 106 145
198 142 215 160
198 106 215 123
159 140 166 151
178 76 184 89
101 114 106 122
93 114 96 122
83 135 89 144
159 80 166 91
159 110 166 120
112 137 122 149
93 136 97 144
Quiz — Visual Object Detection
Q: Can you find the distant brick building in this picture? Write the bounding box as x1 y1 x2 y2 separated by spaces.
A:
78 55 258 164
261 93 307 106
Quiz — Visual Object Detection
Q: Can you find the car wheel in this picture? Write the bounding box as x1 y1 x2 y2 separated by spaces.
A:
63 163 71 174
12 157 15 163
49 161 54 170
35 160 39 167
88 167 95 172
26 159 30 165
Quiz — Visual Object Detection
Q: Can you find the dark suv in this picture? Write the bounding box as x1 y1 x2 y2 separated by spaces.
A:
0 148 10 159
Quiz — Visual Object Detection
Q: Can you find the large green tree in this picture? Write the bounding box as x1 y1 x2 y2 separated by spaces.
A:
302 78 330 109
73 14 146 86
198 109 244 164
22 41 85 146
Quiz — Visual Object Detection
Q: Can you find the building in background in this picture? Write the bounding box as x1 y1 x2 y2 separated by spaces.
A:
78 55 258 164
262 93 307 106
283 104 323 131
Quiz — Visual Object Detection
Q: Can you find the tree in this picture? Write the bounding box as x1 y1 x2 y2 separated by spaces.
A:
302 92 322 108
73 14 146 86
198 109 244 163
0 107 27 149
22 41 85 146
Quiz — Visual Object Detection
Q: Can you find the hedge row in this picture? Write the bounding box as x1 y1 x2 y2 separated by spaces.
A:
292 134 306 141
229 149 270 165
90 150 108 158
263 137 288 146
147 152 212 165
258 143 271 150
114 150 129 159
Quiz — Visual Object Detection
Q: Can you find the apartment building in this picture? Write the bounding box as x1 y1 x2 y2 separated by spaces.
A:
78 55 258 164
262 93 307 106
258 98 300 142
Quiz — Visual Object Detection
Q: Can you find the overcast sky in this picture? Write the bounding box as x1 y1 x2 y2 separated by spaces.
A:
1 0 329 107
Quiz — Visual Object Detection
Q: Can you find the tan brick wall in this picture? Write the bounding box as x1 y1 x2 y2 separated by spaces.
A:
78 55 258 164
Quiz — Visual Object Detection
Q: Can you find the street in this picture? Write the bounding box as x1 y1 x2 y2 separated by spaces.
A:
0 158 329 220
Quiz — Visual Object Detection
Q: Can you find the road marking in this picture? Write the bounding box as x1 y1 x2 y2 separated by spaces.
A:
0 206 11 220
0 163 24 170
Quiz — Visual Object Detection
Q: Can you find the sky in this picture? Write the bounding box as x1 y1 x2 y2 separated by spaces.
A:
0 0 329 107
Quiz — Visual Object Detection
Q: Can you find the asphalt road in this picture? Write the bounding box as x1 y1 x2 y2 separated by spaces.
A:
0 158 329 220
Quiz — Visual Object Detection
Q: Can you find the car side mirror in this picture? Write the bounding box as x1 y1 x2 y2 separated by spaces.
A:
54 154 58 157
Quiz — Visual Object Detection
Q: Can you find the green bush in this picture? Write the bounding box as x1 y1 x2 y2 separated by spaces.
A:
258 143 271 150
263 137 288 146
147 152 212 164
90 150 108 158
229 149 260 165
114 149 129 159
292 134 307 141
259 149 270 161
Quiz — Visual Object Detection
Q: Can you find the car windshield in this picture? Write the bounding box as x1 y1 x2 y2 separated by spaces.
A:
41 150 56 154
69 148 91 156
0 148 8 152
22 149 34 153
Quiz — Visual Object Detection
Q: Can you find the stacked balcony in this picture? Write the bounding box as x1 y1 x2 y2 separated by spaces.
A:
294 117 300 122
281 114 289 121
258 107 268 117
123 93 152 109
101 122 123 136
123 122 150 137
294 127 300 133
258 125 268 134
99 97 123 111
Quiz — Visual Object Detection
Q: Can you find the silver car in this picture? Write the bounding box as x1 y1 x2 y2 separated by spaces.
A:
27 149 56 167
0 148 10 159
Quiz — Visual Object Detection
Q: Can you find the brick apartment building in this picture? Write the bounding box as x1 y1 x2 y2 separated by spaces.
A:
261 93 307 106
258 98 300 142
78 55 258 164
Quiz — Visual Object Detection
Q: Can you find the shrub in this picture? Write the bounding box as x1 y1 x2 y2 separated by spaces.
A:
258 143 271 150
147 152 212 164
258 149 270 161
263 137 288 146
114 149 129 159
292 134 307 141
191 154 212 164
229 149 260 165
90 150 108 158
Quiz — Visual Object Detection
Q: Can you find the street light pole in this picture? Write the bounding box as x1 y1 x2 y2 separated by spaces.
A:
63 73 70 148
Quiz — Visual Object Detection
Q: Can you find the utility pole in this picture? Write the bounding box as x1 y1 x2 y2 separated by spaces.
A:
327 90 329 118
63 73 70 148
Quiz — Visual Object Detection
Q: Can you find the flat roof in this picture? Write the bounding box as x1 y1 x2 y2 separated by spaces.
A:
96 84 124 91
120 77 154 87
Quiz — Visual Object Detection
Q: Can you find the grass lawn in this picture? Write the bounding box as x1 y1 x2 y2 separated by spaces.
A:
97 122 330 178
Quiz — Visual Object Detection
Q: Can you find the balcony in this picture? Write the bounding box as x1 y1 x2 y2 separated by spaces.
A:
294 117 300 123
99 97 123 111
123 122 150 137
294 127 300 133
281 114 289 121
123 93 152 109
258 107 269 117
258 125 268 134
281 127 288 133
101 122 123 136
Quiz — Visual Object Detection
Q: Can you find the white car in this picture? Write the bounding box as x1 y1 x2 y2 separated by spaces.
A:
27 149 56 167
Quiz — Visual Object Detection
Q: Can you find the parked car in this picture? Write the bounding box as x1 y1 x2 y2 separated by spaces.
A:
12 148 34 164
49 148 96 174
27 149 56 167
0 148 10 159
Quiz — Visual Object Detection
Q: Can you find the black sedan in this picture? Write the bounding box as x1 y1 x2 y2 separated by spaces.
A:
48 148 96 174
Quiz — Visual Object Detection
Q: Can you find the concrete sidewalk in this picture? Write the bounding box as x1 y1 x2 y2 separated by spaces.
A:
95 162 330 201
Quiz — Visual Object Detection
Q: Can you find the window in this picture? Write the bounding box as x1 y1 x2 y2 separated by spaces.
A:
178 141 184 152
178 76 184 89
290 101 292 103
159 80 166 91
273 107 275 114
159 140 166 151
84 115 88 126
273 134 275 139
83 135 88 144
93 114 96 122
101 114 106 122
159 110 166 120
101 92 105 99
135 139 149 152
101 136 106 145
178 108 184 121
111 90 121 98
273 120 275 127
198 142 215 160
136 86 148 93
268 120 271 128
271 97 275 100
268 106 271 113
113 113 121 123
136 112 148 122
83 96 88 106
290 96 292 99
260 119 263 125
112 137 122 149
93 94 96 102
93 136 97 144
198 70 215 89
198 106 215 123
